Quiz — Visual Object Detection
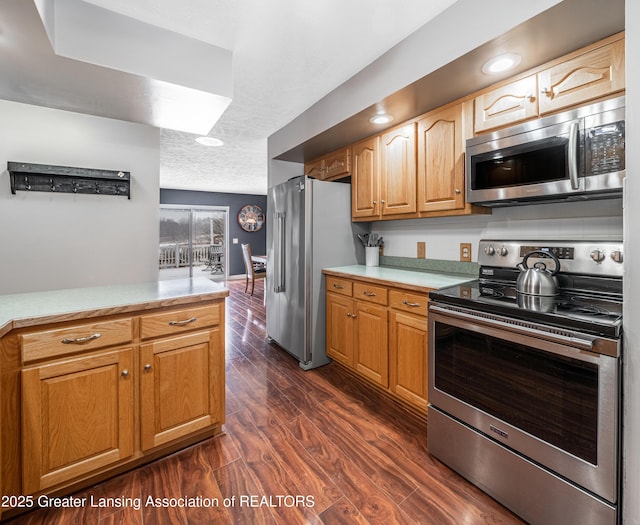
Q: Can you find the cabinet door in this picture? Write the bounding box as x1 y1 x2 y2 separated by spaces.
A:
326 293 354 367
140 330 223 450
538 39 625 115
380 123 417 216
417 104 465 213
323 148 351 181
304 158 325 179
354 302 388 387
22 348 134 493
474 75 538 133
389 311 428 411
351 136 381 219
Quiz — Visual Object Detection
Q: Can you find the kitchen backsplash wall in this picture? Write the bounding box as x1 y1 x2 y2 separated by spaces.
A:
0 99 160 295
373 198 623 262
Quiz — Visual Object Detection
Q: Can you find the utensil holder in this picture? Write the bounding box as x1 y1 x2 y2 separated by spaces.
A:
365 246 380 267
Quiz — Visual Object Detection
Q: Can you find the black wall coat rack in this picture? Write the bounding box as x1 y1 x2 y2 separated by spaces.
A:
8 162 131 199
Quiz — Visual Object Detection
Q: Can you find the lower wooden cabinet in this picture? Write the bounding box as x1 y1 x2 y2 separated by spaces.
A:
325 274 429 413
21 348 134 493
140 329 224 450
3 299 225 514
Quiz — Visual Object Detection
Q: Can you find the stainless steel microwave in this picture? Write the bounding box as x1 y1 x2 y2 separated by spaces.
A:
466 96 625 206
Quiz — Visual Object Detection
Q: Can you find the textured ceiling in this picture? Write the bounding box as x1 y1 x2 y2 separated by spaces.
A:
0 0 459 195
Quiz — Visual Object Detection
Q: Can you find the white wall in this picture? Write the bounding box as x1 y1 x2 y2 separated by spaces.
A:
623 1 639 522
374 199 623 260
0 100 160 294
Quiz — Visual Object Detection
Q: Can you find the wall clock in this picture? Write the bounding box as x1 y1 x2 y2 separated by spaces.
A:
238 204 265 232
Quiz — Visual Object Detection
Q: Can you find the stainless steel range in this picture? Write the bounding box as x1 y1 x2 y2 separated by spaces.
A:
427 240 623 525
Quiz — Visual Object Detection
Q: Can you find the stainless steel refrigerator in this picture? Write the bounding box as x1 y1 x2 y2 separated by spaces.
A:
266 176 366 369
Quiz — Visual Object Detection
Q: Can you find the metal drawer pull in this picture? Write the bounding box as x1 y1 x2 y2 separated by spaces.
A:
144 364 152 372
402 299 421 307
121 369 129 378
61 333 101 344
333 284 344 289
363 291 377 297
169 317 197 326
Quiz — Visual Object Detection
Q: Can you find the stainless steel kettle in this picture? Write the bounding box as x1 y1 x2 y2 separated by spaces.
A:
516 250 560 296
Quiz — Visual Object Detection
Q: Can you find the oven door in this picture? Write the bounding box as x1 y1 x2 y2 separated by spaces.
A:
428 304 619 503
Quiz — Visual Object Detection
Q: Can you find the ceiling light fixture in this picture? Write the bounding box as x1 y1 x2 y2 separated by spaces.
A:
369 113 393 125
481 53 522 75
195 136 224 147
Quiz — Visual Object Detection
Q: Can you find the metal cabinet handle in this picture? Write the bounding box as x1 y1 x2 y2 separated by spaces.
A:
402 299 421 308
169 317 197 326
455 188 461 194
144 364 152 372
363 291 377 297
61 333 101 344
121 369 129 378
333 284 344 289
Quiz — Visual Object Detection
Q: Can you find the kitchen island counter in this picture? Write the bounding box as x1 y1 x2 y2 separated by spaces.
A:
0 277 228 338
323 264 474 293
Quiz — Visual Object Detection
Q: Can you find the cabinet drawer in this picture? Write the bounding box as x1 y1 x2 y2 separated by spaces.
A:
326 276 353 297
140 304 221 340
389 290 429 317
21 318 133 363
353 282 388 305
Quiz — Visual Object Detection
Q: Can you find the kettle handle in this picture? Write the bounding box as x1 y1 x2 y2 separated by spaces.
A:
520 250 560 275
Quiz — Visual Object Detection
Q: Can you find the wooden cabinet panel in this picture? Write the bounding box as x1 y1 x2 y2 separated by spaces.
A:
21 318 133 363
417 104 465 213
304 158 324 179
353 282 388 306
323 148 351 180
389 311 428 411
538 39 625 115
140 330 223 450
474 75 538 133
354 302 388 387
351 136 380 219
389 289 429 317
326 276 353 297
380 123 417 216
325 293 354 367
21 348 134 493
140 304 221 340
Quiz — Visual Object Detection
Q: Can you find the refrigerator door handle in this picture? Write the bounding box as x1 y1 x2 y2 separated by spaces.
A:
274 211 286 292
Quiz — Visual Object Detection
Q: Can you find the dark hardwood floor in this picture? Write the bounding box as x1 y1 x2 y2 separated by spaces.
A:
7 279 524 524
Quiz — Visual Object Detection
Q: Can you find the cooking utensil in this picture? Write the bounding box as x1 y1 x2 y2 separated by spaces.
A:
516 250 560 296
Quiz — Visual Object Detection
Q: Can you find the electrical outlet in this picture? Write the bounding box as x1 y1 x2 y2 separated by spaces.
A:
460 243 472 262
417 242 426 259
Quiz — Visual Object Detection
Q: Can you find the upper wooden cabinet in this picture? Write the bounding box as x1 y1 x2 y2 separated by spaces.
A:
351 136 380 219
474 33 625 133
474 75 538 133
537 38 625 115
380 123 417 217
304 148 351 181
417 104 465 213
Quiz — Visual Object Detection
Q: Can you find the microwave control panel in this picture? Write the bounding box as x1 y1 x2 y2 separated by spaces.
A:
587 121 625 175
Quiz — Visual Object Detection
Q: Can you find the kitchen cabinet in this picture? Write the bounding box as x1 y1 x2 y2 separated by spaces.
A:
325 274 429 413
0 281 227 520
304 148 351 181
380 122 417 217
474 75 538 133
474 33 625 133
417 103 465 213
351 135 380 219
21 347 134 494
537 37 625 115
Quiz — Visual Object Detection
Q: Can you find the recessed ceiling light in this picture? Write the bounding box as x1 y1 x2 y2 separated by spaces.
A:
481 53 522 75
195 136 224 147
369 113 393 125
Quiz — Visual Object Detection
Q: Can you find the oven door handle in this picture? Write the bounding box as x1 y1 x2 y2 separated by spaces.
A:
428 304 617 356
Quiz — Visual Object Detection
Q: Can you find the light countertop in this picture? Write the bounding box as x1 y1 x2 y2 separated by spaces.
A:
0 277 228 337
323 265 475 292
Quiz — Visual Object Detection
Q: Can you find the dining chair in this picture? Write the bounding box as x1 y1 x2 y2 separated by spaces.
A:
241 243 266 296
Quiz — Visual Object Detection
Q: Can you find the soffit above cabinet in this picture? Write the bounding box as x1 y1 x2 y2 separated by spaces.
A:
274 0 624 163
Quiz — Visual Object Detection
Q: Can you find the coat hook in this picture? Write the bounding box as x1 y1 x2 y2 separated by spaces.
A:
24 176 31 190
50 178 56 191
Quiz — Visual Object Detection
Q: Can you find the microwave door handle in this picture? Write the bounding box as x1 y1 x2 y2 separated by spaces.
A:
568 121 580 190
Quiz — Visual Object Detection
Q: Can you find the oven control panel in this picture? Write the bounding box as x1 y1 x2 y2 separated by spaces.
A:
478 240 623 277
